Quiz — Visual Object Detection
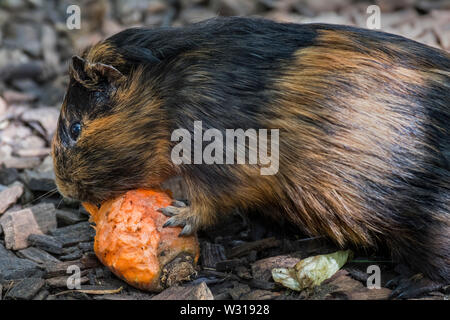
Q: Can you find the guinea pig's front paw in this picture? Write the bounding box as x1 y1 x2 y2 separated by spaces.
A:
159 202 197 237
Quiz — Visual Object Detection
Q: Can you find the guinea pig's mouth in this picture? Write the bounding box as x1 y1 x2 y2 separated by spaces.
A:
54 176 99 204
71 186 129 206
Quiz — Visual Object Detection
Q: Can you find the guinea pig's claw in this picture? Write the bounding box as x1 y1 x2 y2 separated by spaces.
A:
171 200 187 208
160 205 196 236
388 274 443 299
158 206 179 217
179 224 194 237
163 216 184 227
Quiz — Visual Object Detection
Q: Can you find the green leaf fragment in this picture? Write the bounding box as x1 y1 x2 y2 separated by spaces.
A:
272 250 352 291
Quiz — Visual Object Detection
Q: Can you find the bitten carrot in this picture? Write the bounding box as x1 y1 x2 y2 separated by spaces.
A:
83 189 199 291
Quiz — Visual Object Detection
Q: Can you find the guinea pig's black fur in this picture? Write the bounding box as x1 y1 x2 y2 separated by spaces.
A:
52 17 450 298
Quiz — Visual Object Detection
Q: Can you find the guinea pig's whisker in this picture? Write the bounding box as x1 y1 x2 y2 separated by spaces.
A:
56 197 64 209
24 188 59 206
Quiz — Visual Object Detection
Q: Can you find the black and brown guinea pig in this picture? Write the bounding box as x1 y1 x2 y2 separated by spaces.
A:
52 17 449 298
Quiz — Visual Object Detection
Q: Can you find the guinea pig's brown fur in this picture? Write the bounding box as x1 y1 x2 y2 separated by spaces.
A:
52 17 450 298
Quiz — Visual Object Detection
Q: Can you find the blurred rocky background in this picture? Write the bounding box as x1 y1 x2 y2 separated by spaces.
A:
0 0 449 300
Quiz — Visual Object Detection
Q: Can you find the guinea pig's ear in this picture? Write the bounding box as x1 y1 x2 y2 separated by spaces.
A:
70 55 89 83
85 62 126 86
70 55 125 88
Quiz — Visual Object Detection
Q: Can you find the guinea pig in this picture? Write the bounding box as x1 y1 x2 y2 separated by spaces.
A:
52 17 449 298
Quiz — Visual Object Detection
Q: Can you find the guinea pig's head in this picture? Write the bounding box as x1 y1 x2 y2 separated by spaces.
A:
52 54 172 204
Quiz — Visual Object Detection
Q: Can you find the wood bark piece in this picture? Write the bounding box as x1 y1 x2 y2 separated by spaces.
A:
6 278 45 300
0 244 44 280
228 237 281 258
46 275 89 288
201 242 226 268
56 209 87 226
240 289 280 300
251 252 303 282
151 282 214 300
28 234 63 255
323 270 391 300
49 221 95 246
17 246 61 264
43 261 85 278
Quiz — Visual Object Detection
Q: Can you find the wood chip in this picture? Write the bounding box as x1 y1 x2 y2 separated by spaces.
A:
3 156 41 169
50 221 96 246
17 246 61 264
46 275 89 288
323 270 392 300
55 286 123 296
15 148 51 158
151 282 214 300
215 259 243 272
228 237 281 258
240 289 280 300
56 209 87 226
28 234 63 255
251 253 303 282
201 242 226 268
6 278 45 300
229 282 251 300
43 261 85 278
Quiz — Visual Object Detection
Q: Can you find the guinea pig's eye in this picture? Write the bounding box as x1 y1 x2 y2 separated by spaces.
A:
69 122 82 141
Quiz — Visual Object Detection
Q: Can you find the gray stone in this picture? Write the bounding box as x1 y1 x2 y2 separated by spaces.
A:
21 107 59 138
3 23 41 57
0 183 23 214
15 148 51 158
0 168 19 185
0 207 43 250
3 156 41 169
29 203 57 233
